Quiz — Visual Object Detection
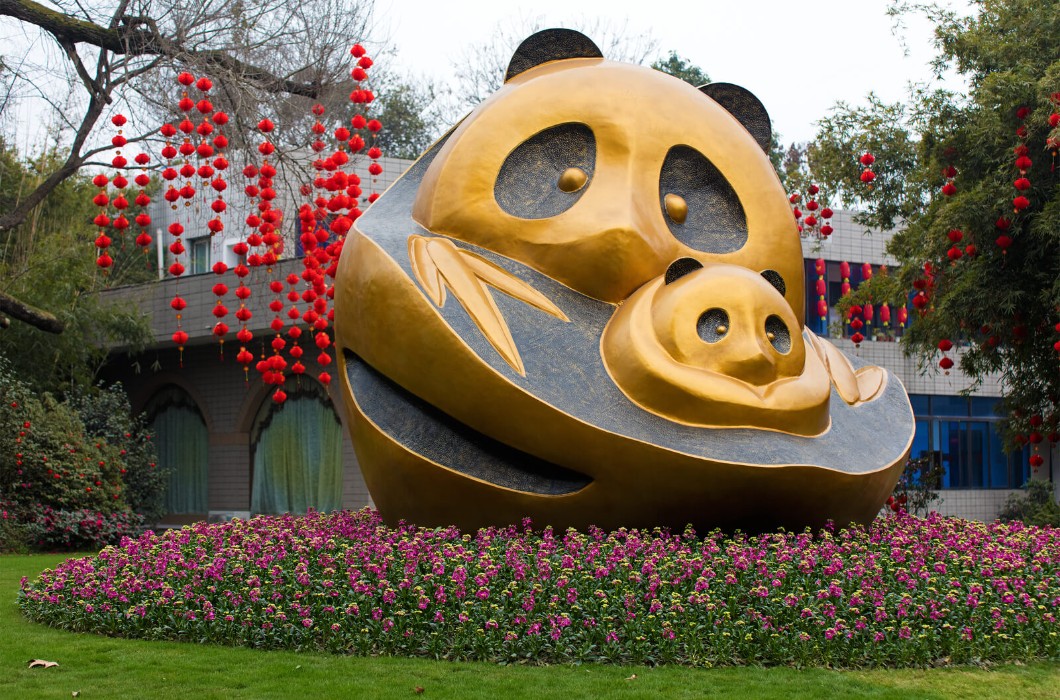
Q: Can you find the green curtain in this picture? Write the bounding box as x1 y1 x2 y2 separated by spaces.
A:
251 395 343 515
151 404 209 514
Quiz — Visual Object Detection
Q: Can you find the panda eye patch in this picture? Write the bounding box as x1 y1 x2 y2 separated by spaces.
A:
495 123 596 219
659 145 747 253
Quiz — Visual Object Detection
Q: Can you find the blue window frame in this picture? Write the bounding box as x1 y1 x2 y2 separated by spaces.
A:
908 394 1040 489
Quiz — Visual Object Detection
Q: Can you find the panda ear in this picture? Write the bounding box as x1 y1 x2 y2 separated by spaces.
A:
698 83 772 152
505 29 604 82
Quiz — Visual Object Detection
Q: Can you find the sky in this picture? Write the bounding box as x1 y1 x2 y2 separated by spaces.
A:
379 0 970 145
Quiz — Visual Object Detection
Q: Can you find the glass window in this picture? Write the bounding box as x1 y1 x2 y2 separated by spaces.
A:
939 421 959 487
1008 446 1032 488
987 428 1009 488
911 419 931 461
931 395 969 417
909 394 1047 490
190 237 210 275
964 421 988 489
970 397 999 417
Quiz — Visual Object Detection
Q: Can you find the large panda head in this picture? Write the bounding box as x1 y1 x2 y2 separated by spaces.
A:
411 28 803 319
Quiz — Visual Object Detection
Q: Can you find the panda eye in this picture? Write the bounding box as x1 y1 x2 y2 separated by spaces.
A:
765 315 790 353
664 193 688 224
558 167 588 193
494 123 596 219
659 145 748 253
698 308 729 343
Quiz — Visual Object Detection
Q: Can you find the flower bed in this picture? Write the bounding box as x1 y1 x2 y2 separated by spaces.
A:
18 509 1060 668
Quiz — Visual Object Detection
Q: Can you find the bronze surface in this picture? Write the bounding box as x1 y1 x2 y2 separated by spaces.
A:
333 30 914 533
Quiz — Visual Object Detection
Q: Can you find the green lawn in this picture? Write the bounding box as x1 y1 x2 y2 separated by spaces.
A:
4 553 1059 700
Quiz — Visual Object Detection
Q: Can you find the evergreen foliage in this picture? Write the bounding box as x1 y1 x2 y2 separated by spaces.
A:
0 142 151 394
808 0 1060 442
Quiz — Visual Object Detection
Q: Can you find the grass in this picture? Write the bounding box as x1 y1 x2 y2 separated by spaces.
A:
4 553 1060 700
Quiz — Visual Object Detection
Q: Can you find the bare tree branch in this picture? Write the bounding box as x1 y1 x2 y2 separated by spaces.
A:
58 36 110 100
1 0 328 97
0 0 381 334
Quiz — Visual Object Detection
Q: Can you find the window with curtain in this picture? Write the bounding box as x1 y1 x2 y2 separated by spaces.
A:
250 391 343 515
146 387 209 514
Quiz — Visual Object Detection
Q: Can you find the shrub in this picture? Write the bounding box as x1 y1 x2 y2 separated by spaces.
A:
24 507 145 551
0 375 126 515
998 480 1060 527
886 456 945 516
0 497 30 553
0 358 161 550
70 384 167 522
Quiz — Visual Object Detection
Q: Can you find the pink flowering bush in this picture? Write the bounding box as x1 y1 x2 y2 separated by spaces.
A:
18 509 1060 668
26 507 145 551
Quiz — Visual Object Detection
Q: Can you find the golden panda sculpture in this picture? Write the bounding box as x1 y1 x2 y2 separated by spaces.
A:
333 28 914 533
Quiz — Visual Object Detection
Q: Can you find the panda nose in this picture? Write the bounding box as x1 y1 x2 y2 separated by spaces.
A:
697 308 780 386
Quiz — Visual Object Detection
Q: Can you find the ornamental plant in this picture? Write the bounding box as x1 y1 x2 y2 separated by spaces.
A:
70 384 167 522
0 365 126 516
887 456 945 517
998 480 1060 528
0 495 30 553
807 0 1060 447
20 509 1060 668
0 358 155 549
24 507 145 551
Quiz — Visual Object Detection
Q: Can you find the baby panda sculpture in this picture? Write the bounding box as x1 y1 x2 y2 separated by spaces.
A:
333 28 914 533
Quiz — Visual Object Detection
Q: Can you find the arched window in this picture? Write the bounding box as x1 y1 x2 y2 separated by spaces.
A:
145 386 209 514
250 388 343 514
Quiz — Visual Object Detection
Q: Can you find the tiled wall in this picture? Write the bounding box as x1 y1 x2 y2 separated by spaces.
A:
800 209 898 266
846 341 1004 398
928 489 1021 522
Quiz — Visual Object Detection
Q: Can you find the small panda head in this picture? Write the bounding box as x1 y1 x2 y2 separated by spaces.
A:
412 29 803 321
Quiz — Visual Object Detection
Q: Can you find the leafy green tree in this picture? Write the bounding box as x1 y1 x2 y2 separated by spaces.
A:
370 77 443 160
809 0 1060 446
651 51 710 87
0 142 151 394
